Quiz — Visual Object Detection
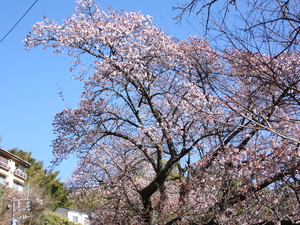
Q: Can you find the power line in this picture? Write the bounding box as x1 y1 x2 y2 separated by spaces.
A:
0 0 39 43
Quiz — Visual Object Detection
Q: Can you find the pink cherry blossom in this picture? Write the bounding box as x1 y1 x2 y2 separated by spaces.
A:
25 1 300 224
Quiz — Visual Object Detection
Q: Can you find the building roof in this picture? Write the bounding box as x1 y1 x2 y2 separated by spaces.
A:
0 148 30 168
54 206 89 214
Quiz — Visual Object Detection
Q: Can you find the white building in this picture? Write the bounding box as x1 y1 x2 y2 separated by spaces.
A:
54 207 90 225
0 148 30 191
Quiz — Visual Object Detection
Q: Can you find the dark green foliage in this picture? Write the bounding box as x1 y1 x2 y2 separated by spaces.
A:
24 210 80 225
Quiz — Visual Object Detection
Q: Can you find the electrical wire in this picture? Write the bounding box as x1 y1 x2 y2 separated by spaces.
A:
0 0 39 43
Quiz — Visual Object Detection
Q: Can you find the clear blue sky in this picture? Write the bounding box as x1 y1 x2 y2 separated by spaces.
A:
0 0 200 181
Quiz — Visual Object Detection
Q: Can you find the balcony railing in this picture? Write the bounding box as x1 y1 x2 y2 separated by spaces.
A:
0 161 9 170
14 169 27 180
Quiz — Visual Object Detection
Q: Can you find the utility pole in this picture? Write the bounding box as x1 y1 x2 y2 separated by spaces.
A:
11 198 15 225
10 198 31 225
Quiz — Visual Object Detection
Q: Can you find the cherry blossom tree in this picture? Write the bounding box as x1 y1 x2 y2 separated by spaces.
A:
24 0 300 224
176 0 300 52
176 0 300 145
176 0 300 224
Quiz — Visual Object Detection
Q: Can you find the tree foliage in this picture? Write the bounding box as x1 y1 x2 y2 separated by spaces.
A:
39 210 80 225
176 0 300 51
24 0 300 224
0 186 12 224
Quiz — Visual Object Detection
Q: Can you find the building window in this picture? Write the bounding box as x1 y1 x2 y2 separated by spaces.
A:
0 156 8 164
13 182 23 191
0 156 9 170
0 176 5 185
15 164 25 172
84 217 90 225
73 216 78 222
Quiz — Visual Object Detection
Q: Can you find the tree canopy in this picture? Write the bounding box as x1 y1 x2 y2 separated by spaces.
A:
39 210 80 225
24 0 300 224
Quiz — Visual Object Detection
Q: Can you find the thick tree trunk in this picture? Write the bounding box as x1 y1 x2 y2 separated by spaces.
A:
140 157 180 224
141 196 156 225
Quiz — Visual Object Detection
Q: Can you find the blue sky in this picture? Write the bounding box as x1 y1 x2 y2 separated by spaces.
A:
0 0 200 181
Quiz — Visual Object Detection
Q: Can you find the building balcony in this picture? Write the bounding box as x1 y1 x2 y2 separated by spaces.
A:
0 161 9 171
14 169 27 180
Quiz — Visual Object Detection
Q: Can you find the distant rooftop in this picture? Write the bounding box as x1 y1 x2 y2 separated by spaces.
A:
0 148 30 168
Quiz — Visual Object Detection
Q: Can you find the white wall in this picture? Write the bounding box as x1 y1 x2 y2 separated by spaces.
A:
55 207 90 225
0 158 26 190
